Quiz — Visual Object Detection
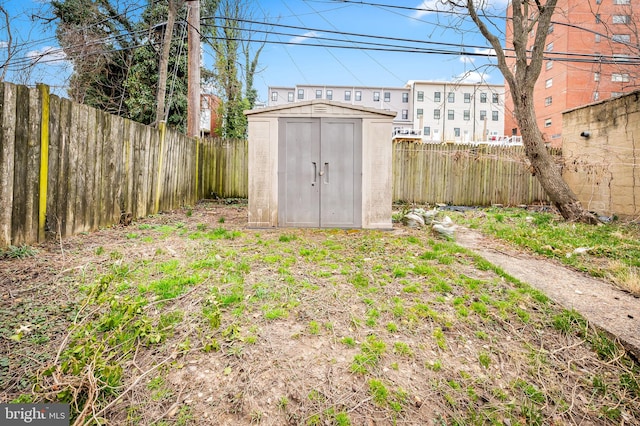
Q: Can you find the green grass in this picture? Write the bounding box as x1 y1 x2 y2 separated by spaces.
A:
5 204 640 425
450 207 640 295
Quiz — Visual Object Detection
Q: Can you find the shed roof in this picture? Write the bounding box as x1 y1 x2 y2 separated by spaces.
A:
244 99 398 118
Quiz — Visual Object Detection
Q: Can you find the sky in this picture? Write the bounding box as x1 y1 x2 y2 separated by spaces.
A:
1 0 510 103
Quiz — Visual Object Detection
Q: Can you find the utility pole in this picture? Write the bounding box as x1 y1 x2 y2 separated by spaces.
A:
186 0 200 137
155 0 177 128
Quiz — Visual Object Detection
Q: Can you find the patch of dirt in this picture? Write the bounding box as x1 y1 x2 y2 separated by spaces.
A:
1 201 639 425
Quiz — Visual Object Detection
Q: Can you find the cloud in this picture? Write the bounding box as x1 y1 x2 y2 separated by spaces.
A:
0 41 8 49
473 48 496 57
412 1 450 19
412 0 511 19
289 31 318 45
26 46 67 65
455 71 490 84
460 56 475 64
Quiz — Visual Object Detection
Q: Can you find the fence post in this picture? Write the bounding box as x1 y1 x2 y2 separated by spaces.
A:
155 121 166 213
195 137 200 201
37 84 50 242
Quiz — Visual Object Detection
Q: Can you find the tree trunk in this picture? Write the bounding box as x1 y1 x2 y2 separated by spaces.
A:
155 0 177 127
515 94 599 223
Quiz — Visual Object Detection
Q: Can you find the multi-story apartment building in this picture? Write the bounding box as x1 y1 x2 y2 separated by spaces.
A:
269 81 507 143
504 0 640 147
268 84 413 128
407 81 506 143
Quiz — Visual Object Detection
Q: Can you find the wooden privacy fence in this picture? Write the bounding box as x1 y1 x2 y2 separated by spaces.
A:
0 82 246 248
392 142 556 206
0 81 555 248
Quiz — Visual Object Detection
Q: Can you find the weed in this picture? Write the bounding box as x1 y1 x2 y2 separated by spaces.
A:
278 396 288 410
308 321 320 335
349 272 369 289
340 337 356 347
386 322 398 333
3 245 39 259
393 341 413 357
334 411 351 425
264 307 287 320
478 352 491 369
350 335 386 374
426 359 443 371
279 234 297 242
432 327 447 350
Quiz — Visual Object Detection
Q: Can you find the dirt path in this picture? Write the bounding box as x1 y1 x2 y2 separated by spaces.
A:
455 227 640 361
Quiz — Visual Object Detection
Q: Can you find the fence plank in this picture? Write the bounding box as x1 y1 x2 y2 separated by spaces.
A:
0 83 16 246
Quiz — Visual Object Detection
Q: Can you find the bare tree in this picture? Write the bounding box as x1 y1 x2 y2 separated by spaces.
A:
0 5 13 81
447 0 598 223
155 0 181 127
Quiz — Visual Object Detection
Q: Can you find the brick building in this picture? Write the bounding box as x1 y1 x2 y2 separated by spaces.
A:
504 0 640 147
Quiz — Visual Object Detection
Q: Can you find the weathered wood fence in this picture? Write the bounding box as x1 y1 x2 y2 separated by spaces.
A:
0 82 555 248
392 142 555 206
0 82 246 247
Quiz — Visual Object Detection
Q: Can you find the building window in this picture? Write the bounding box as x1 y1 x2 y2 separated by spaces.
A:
492 111 499 121
424 126 430 136
544 119 552 128
447 110 454 120
402 109 408 120
548 23 554 34
612 92 623 98
593 92 599 101
345 90 351 101
402 92 409 103
545 78 553 88
613 0 629 5
595 14 601 24
545 96 552 106
614 54 631 62
464 93 471 103
384 92 391 102
463 110 470 121
373 91 380 102
492 93 499 103
448 92 455 103
315 90 323 99
434 109 441 120
546 61 553 70
480 92 487 103
612 73 630 82
434 92 441 102
612 34 631 43
546 42 553 51
288 92 294 102
355 91 362 101
326 90 333 100
595 34 601 43
613 15 631 24
297 89 304 100
417 108 424 117
480 110 487 121
454 128 460 137
271 92 278 102
594 72 600 81
417 91 424 102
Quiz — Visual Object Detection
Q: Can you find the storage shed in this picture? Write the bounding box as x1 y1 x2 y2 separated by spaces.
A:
244 100 396 229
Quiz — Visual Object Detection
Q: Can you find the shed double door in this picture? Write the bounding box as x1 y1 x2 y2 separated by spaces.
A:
278 118 362 228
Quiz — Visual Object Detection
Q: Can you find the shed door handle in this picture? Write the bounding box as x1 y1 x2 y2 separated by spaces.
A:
312 162 317 186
